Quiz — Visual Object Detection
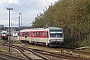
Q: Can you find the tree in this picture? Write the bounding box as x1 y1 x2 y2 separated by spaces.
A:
31 0 90 47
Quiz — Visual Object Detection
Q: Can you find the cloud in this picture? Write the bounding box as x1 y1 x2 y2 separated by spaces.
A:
0 0 18 4
0 0 58 27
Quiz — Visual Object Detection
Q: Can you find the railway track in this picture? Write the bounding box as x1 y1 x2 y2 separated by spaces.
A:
10 44 66 60
10 44 90 60
29 48 90 60
0 52 27 60
73 50 90 55
10 44 49 60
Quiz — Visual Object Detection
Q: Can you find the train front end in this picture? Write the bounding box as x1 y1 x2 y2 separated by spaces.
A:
48 27 64 47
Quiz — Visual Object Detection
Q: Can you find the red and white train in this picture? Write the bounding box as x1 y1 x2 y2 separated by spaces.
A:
1 31 8 40
20 27 64 46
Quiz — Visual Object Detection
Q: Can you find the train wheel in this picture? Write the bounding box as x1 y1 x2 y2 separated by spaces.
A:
48 44 53 47
21 40 24 43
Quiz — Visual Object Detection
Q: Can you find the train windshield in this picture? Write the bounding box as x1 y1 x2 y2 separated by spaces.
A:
2 32 6 34
50 29 63 38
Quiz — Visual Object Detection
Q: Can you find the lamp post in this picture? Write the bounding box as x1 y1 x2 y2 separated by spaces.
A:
21 13 22 27
19 13 22 26
7 8 13 52
18 13 21 40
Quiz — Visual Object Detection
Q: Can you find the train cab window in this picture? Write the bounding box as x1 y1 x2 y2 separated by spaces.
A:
2 32 6 34
50 33 63 37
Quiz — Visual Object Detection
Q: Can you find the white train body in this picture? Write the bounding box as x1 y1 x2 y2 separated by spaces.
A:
20 27 64 46
11 31 18 37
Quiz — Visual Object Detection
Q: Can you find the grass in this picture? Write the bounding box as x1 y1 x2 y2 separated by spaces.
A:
0 38 12 54
0 47 9 53
0 45 12 54
13 40 22 44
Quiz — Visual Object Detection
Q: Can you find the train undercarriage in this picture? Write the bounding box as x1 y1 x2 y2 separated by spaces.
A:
20 40 63 47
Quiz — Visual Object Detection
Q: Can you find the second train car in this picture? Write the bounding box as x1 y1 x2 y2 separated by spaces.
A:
20 27 64 47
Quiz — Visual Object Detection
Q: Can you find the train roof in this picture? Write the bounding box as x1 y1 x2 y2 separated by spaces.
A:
20 29 47 32
20 27 62 32
1 31 7 33
46 27 62 29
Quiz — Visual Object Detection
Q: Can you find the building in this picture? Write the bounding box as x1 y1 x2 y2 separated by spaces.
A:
0 25 4 28
0 25 30 31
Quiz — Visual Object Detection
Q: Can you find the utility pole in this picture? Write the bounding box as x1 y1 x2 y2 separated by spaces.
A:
7 8 13 52
19 13 22 29
19 13 20 40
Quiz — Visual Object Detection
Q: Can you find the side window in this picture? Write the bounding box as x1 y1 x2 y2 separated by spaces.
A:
32 32 35 37
38 32 42 37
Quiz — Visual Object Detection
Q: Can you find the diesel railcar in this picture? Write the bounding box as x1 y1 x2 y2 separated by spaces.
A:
1 31 8 40
20 27 64 47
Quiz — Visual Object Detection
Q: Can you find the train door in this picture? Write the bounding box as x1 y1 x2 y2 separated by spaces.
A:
46 31 49 45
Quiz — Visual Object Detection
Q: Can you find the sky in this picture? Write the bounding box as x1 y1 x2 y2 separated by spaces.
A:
0 0 58 27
